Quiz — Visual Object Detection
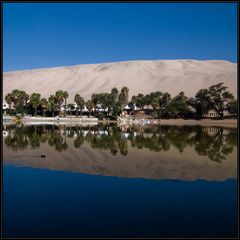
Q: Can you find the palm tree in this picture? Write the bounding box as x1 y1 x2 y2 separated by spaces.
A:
23 92 29 115
119 86 129 114
98 93 112 116
74 94 85 116
86 100 94 117
151 97 160 118
162 92 171 105
30 93 41 116
91 93 99 116
48 95 58 117
41 98 49 117
130 94 144 114
63 91 69 117
160 92 171 118
111 87 119 103
55 90 65 116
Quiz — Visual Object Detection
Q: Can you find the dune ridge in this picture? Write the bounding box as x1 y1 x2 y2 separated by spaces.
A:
3 59 237 102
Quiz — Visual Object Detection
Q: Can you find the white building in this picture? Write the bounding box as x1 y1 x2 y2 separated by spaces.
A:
203 109 232 118
124 104 132 110
203 109 219 118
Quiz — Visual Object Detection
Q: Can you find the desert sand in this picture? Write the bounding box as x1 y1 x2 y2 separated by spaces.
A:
3 59 237 102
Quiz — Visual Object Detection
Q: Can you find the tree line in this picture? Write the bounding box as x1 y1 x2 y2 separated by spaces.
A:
4 82 237 119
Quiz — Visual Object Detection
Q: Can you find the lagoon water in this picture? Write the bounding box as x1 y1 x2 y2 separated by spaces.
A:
3 123 238 238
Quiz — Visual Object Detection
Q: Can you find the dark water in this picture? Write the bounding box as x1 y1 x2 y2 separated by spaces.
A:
3 123 238 238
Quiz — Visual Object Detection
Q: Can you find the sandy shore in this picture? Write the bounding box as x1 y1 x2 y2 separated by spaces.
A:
158 119 237 127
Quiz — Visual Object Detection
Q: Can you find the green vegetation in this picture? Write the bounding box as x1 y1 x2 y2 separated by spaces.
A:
189 82 236 119
41 98 49 117
227 100 237 118
48 95 58 117
74 94 85 116
30 93 41 116
3 83 237 119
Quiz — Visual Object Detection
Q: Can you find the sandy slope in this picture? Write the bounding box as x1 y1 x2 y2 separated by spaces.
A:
3 59 237 102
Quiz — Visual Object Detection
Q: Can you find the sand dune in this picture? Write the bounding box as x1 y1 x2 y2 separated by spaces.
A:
3 59 237 102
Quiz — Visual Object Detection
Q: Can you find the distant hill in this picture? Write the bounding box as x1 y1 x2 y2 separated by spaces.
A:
3 59 237 102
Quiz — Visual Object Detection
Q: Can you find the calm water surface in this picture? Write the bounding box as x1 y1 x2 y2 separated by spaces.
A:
3 123 238 238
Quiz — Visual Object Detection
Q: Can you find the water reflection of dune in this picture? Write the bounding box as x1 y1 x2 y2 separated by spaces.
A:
3 124 237 181
3 140 237 181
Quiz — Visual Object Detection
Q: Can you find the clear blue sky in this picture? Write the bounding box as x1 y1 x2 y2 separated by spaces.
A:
3 2 238 71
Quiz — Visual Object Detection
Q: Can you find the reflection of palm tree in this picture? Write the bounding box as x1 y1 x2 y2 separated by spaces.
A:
167 127 192 153
48 131 61 145
110 142 118 155
55 90 65 116
118 138 128 155
160 136 171 151
74 134 84 148
40 133 48 143
66 126 75 138
224 130 237 146
62 142 68 150
47 129 69 152
148 133 161 151
29 132 41 148
55 142 68 152
5 134 29 150
3 124 237 162
207 141 231 163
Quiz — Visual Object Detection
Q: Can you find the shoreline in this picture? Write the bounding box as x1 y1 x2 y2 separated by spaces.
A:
156 119 237 128
4 117 237 128
117 119 237 128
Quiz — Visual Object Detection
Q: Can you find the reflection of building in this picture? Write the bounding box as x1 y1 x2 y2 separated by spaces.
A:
97 130 108 136
2 102 14 115
3 131 9 137
123 133 130 138
202 127 232 138
142 133 154 138
202 127 220 136
222 129 231 135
